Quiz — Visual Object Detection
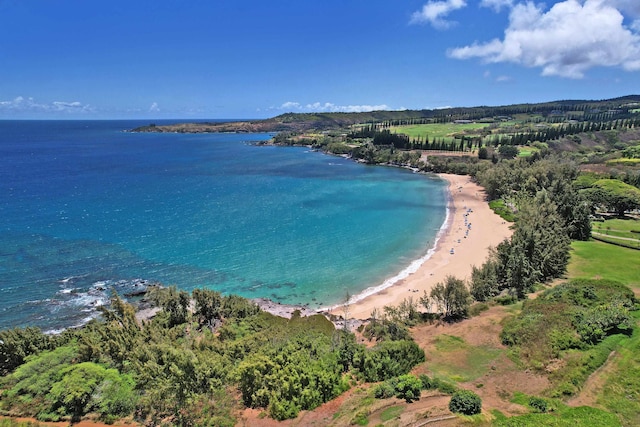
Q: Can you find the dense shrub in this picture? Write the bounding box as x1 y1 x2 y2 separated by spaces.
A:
0 290 428 423
529 396 549 413
373 381 396 399
419 374 437 390
359 340 425 382
361 317 411 342
449 390 482 415
0 327 53 375
394 374 423 402
373 374 423 403
436 380 458 395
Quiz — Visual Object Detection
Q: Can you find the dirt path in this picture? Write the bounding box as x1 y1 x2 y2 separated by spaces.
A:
592 231 640 243
566 351 619 408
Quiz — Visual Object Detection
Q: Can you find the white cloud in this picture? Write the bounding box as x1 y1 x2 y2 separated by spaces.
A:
448 0 640 78
275 102 390 113
482 0 640 17
280 101 301 110
410 0 467 29
149 102 160 113
0 96 93 114
480 0 514 12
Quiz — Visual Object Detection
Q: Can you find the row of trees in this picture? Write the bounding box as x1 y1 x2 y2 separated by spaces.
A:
366 98 639 127
489 118 640 147
383 157 592 318
347 119 639 159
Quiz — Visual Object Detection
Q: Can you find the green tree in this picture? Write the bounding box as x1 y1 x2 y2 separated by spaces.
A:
498 144 519 159
96 294 142 369
394 374 423 402
622 145 640 158
470 255 499 302
0 327 53 375
582 179 640 216
430 276 471 319
192 288 223 328
550 178 591 240
48 362 109 419
496 191 570 297
496 238 537 298
7 344 78 404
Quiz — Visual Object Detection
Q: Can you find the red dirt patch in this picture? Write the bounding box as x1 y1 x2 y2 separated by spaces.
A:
410 305 549 417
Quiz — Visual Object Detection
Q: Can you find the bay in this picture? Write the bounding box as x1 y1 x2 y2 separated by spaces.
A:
0 120 447 331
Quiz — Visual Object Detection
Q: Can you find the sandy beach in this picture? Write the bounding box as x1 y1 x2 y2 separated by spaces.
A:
342 173 513 320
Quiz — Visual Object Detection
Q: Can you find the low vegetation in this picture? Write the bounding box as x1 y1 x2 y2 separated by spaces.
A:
500 279 636 395
568 240 640 288
494 403 623 426
0 289 425 425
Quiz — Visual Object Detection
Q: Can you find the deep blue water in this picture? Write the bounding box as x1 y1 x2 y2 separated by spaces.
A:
0 120 447 331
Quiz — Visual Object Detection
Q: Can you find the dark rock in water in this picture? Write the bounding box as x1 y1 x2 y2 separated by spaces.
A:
124 289 148 297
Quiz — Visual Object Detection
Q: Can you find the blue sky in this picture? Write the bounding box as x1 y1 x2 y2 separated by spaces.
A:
1 0 639 119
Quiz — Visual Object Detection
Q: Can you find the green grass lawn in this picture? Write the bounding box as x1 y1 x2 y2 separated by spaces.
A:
598 311 640 427
517 146 541 157
428 335 503 382
567 240 640 290
592 218 640 239
379 405 404 422
494 404 622 426
389 123 489 140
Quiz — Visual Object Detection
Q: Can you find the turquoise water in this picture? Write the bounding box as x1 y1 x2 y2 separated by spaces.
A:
0 120 447 331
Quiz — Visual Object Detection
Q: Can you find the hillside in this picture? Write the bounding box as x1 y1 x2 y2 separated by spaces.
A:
130 95 640 134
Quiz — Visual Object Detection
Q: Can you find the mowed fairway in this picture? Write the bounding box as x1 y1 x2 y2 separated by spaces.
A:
568 239 640 292
389 123 489 140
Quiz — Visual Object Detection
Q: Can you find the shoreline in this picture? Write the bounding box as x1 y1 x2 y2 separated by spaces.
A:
48 173 510 332
254 173 512 323
319 183 451 313
336 173 512 320
49 173 511 331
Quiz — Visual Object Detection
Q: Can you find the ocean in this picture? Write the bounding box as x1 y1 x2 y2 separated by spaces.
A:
0 120 447 332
